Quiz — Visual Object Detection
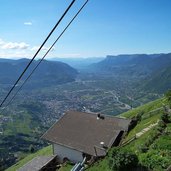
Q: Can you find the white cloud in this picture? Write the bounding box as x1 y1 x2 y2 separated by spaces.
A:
0 39 30 58
1 42 29 50
0 39 81 59
24 22 32 26
0 38 29 50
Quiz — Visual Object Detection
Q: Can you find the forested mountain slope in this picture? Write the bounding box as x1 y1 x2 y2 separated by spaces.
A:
0 59 78 89
90 53 171 93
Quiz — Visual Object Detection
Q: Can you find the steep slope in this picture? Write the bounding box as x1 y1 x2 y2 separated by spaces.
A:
143 65 171 93
6 146 53 171
88 97 171 171
90 53 171 94
7 97 171 171
90 53 171 77
90 54 154 76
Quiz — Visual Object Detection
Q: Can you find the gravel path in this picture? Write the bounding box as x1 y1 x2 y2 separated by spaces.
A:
136 120 159 138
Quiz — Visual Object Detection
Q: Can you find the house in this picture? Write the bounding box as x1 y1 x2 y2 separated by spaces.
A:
42 111 131 163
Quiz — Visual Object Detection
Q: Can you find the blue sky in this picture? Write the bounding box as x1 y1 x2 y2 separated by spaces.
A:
0 0 171 59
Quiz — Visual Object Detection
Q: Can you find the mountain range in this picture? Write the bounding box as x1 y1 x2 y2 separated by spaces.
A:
0 58 78 89
1 53 171 93
90 53 171 93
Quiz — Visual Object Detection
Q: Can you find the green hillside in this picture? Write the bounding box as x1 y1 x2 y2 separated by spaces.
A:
6 97 171 171
88 97 171 171
143 66 171 93
6 145 53 171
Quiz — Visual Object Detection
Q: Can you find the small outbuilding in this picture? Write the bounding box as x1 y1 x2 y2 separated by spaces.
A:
42 111 130 163
18 155 57 171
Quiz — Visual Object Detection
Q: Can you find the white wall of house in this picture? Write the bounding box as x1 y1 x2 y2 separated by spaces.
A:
53 143 83 163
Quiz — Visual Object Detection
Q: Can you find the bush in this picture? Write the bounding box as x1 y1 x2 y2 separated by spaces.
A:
129 112 144 131
140 150 171 171
138 128 160 153
161 107 170 123
139 145 149 153
157 120 166 133
165 90 171 108
109 148 138 171
29 145 35 153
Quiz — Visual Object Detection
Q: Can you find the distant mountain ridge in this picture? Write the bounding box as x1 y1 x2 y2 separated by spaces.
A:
1 53 171 93
90 53 171 93
91 53 171 74
0 58 78 89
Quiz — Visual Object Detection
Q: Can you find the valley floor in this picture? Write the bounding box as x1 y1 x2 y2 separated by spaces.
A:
0 73 163 170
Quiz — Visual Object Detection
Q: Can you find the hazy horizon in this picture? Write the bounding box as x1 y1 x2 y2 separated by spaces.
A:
0 0 171 59
0 52 170 60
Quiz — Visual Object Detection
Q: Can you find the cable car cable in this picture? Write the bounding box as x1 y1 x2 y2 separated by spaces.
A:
0 0 76 108
1 0 89 110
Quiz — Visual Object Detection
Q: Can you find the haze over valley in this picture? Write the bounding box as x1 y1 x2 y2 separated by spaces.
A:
1 53 171 169
1 0 171 170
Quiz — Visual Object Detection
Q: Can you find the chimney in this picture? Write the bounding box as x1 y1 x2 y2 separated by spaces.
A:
97 113 105 120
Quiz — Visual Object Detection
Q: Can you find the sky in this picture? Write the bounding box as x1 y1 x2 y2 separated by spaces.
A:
0 0 171 59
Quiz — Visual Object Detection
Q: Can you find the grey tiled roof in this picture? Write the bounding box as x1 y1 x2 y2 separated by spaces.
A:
42 111 130 156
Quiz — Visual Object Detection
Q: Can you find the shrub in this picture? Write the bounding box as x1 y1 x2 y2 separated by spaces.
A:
109 148 138 171
128 112 144 132
140 150 171 171
138 145 149 153
29 144 35 153
161 107 170 123
165 90 171 108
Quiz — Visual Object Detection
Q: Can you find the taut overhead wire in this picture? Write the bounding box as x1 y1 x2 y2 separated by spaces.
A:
0 0 76 108
1 0 89 109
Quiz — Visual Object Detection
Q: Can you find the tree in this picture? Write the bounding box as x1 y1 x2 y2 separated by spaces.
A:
109 148 139 171
165 90 171 108
140 150 170 171
0 158 4 171
29 144 35 153
161 112 169 124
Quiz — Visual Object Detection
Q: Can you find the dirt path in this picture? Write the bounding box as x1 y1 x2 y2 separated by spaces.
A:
136 120 159 138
